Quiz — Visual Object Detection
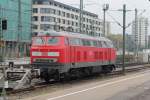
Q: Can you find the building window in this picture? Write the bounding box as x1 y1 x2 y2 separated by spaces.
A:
72 9 75 12
89 19 91 23
59 5 63 8
67 13 70 18
33 8 38 13
76 22 78 26
75 15 78 20
40 24 53 30
32 32 38 36
76 29 79 32
87 18 89 23
32 24 38 29
72 21 74 26
96 21 98 25
57 18 60 23
99 22 102 25
71 14 74 19
76 10 79 13
62 12 65 17
68 20 70 25
99 28 101 31
62 19 65 24
51 9 56 14
32 16 38 21
33 1 49 5
83 24 85 28
41 16 55 22
40 8 51 14
51 17 56 22
83 17 85 22
41 16 51 22
93 20 95 24
49 2 53 5
54 3 58 7
43 1 49 5
86 25 89 29
57 10 61 15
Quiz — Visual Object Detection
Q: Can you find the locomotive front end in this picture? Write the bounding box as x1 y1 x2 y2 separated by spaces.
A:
30 35 66 82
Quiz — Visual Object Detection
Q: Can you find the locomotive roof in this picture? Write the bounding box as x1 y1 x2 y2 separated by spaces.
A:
38 31 111 42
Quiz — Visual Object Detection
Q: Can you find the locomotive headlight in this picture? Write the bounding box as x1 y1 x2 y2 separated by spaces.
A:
48 52 60 56
32 52 42 56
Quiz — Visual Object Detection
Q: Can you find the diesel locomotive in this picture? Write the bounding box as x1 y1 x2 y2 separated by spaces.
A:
30 31 116 82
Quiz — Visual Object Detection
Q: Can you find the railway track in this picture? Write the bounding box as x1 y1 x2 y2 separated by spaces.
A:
6 63 150 96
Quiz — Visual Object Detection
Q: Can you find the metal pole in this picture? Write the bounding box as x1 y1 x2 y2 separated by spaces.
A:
103 4 109 37
17 0 22 58
103 8 106 37
29 0 33 56
135 8 138 62
79 0 83 34
122 4 126 74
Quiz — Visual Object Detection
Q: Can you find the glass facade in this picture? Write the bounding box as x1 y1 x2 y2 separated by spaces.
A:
0 0 32 58
0 0 31 42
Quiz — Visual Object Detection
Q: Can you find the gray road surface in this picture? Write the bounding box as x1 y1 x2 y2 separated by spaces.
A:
22 69 150 100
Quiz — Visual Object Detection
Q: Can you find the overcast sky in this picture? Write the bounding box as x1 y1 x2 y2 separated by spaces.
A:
55 0 150 34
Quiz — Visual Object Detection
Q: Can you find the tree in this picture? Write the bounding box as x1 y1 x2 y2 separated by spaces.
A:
108 34 123 50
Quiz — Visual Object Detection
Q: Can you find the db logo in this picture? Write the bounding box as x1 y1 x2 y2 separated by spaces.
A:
42 52 48 56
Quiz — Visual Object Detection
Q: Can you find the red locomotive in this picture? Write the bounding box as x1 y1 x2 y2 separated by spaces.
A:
30 31 116 82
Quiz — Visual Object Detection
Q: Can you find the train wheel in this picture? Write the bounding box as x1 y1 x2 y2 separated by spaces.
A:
60 73 71 82
54 71 60 82
84 68 92 77
44 75 50 83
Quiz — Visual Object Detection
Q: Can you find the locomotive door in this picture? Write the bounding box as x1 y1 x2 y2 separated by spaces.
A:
70 46 76 66
109 48 111 64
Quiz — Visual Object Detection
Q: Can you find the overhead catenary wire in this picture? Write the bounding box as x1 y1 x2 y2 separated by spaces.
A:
106 12 123 28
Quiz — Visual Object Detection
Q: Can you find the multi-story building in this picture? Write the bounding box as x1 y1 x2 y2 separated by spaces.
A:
0 0 32 58
32 0 110 37
132 17 149 50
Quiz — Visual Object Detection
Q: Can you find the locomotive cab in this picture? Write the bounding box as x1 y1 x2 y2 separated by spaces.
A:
31 35 68 82
31 36 65 64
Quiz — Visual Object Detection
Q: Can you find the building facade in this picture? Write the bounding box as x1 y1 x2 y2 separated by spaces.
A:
32 0 110 37
132 17 149 50
0 0 32 58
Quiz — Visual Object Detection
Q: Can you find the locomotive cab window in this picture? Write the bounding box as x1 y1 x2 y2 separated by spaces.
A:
32 37 45 45
102 41 107 48
82 39 91 46
93 41 98 47
69 38 81 46
47 37 59 45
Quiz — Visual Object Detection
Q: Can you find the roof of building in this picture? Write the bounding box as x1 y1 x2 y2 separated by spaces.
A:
33 0 98 18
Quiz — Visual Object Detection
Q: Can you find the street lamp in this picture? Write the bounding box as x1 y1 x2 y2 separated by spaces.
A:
103 4 109 37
